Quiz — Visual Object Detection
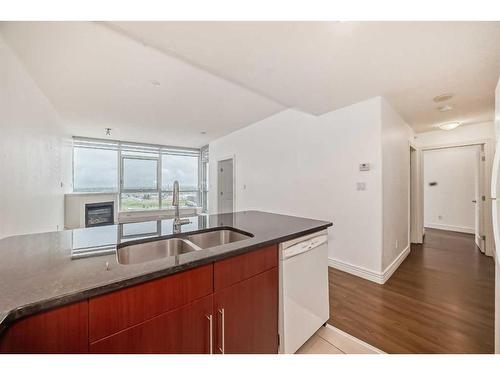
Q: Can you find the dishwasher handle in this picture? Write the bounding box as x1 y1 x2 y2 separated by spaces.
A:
281 235 327 260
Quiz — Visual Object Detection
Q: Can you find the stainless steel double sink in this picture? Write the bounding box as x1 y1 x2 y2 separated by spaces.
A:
117 229 252 265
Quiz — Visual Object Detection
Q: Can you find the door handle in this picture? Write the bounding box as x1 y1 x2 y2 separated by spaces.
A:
218 308 225 354
206 314 213 354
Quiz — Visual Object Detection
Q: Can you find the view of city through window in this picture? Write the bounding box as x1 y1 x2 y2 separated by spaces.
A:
73 138 205 211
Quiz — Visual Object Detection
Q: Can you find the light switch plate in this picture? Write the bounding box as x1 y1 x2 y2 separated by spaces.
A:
357 182 366 191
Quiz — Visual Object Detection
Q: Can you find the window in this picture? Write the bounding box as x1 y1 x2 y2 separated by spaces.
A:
161 153 199 208
122 158 158 190
200 145 209 213
121 192 161 211
73 139 118 192
73 137 204 212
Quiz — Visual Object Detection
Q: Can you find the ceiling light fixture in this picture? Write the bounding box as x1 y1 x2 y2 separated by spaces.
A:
438 122 461 131
433 93 454 103
437 104 453 112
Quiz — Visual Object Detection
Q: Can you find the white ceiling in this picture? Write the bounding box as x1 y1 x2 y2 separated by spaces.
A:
1 21 500 147
109 21 500 132
0 22 284 147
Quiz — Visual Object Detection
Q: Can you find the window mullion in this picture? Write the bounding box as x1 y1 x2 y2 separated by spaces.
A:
158 150 162 210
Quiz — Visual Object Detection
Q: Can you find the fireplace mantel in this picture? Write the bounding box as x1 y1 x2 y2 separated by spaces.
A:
65 193 118 229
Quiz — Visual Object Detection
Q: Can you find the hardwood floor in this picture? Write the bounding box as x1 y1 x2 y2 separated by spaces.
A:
328 228 495 353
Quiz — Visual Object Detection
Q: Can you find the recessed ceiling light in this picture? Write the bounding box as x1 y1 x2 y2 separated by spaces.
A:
437 104 453 112
150 80 161 87
438 121 461 131
433 93 454 103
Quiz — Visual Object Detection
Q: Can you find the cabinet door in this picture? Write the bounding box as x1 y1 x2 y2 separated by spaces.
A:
90 295 214 354
214 267 278 354
0 301 89 354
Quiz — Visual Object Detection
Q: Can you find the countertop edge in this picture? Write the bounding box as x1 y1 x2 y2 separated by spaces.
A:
0 222 332 335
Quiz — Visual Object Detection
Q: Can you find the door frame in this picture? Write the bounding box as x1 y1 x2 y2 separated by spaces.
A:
216 155 236 214
415 138 494 256
409 144 424 244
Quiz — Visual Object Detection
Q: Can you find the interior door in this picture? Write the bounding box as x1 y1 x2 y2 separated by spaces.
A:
217 158 234 214
475 146 485 252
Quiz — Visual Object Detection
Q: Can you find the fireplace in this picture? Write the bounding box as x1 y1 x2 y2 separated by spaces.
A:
85 202 115 228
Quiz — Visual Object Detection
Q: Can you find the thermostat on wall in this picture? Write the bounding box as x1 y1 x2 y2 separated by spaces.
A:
359 163 370 171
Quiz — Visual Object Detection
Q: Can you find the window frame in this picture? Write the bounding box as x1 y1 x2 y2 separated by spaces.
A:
73 137 204 212
200 145 209 213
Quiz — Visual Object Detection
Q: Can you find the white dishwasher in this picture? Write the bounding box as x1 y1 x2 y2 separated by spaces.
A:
278 230 330 354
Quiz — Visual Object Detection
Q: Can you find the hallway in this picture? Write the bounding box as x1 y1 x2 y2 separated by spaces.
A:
328 229 495 353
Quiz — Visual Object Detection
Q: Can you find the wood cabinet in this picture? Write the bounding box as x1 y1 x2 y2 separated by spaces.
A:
90 295 214 354
0 245 278 354
214 268 278 354
0 301 89 354
214 244 277 290
89 264 213 342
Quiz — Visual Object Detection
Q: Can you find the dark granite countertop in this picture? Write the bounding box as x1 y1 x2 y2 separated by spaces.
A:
0 210 332 332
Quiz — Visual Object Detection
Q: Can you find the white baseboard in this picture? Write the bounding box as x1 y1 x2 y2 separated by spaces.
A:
328 245 410 285
381 245 410 283
328 258 384 284
325 324 386 354
424 223 474 234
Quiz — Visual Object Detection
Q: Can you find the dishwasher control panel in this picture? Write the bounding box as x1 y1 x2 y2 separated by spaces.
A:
280 234 327 260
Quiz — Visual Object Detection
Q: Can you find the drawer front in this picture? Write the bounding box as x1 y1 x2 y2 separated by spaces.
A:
214 245 278 291
89 264 213 342
90 295 214 354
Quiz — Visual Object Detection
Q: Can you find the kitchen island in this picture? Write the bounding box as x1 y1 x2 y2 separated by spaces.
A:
0 210 332 353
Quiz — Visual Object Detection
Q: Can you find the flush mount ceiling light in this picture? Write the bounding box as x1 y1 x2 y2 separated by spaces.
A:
433 93 454 103
437 104 454 112
438 121 461 131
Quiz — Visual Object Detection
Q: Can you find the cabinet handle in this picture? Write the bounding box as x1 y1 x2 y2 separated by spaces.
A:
206 314 213 354
218 308 225 354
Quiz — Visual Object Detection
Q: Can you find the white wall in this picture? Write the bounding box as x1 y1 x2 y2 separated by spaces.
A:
414 122 495 147
380 98 413 270
495 78 500 140
423 146 479 233
210 99 383 273
414 122 495 252
209 97 413 280
0 36 71 239
494 76 500 354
